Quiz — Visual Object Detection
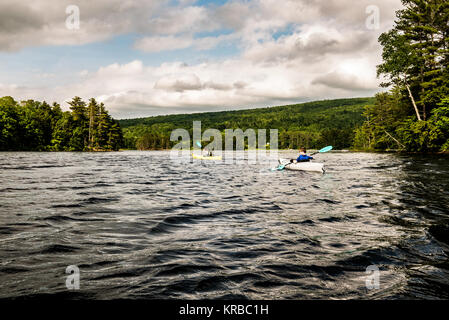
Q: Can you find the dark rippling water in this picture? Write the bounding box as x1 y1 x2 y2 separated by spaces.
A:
1 151 449 299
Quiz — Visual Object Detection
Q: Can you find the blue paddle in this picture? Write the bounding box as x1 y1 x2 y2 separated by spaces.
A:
271 146 333 171
310 145 333 156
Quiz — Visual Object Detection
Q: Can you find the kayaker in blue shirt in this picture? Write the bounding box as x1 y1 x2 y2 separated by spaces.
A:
297 147 313 162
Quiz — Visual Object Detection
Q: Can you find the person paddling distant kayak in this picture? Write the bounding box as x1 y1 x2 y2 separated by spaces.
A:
296 147 313 162
203 148 213 157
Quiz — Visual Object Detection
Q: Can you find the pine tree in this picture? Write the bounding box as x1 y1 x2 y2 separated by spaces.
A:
97 102 111 149
87 98 101 150
377 0 449 121
67 97 88 150
68 97 87 123
107 120 123 151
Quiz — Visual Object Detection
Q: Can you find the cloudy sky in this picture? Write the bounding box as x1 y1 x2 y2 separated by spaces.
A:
0 0 403 118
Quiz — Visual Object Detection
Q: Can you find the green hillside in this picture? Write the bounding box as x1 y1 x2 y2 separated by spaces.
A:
119 97 375 150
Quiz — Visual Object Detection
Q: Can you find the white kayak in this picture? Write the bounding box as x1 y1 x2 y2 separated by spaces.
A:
279 158 325 173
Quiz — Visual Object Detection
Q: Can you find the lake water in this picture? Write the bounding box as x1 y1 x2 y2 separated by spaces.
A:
1 151 449 299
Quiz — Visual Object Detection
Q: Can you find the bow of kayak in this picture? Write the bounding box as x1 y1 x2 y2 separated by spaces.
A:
279 158 325 173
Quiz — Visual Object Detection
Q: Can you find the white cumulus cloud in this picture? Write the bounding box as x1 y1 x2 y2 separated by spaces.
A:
0 0 405 118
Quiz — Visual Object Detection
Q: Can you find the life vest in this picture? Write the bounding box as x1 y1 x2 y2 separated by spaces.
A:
297 155 313 162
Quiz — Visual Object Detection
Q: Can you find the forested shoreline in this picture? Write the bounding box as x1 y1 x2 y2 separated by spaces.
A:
0 96 122 151
1 96 375 152
119 98 373 151
354 0 449 152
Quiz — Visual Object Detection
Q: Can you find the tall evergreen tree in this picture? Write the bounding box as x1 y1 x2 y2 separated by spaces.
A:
96 102 110 149
87 98 100 150
67 96 88 150
356 0 449 152
377 0 449 121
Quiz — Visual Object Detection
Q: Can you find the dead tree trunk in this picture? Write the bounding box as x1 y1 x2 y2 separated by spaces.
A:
404 79 422 121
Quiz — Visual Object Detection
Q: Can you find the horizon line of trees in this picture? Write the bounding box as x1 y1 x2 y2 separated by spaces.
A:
120 98 372 151
0 96 123 151
126 127 355 151
1 96 371 152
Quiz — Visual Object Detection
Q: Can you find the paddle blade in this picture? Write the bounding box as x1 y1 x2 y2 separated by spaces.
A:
319 146 333 153
271 163 285 171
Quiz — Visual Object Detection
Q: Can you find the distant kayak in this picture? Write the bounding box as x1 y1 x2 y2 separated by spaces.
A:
279 158 325 173
192 154 222 160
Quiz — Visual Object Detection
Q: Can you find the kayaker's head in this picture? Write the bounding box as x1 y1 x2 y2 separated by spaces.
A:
299 147 307 155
